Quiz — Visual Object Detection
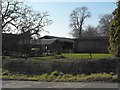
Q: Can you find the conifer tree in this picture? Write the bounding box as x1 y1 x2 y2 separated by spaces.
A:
109 1 120 57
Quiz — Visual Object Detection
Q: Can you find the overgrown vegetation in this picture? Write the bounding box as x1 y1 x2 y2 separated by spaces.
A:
1 70 118 82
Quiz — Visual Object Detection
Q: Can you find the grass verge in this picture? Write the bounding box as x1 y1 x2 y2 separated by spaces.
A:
1 70 118 82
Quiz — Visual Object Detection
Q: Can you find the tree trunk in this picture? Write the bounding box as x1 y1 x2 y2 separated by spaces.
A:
79 18 84 38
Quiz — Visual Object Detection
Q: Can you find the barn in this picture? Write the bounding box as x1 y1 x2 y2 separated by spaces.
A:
73 36 109 53
30 37 74 55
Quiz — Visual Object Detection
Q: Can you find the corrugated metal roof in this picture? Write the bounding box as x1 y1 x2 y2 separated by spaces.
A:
30 38 73 45
30 39 57 45
57 38 73 43
41 39 57 45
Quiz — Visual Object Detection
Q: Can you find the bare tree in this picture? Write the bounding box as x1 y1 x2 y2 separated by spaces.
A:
2 0 23 32
17 6 52 58
98 14 112 36
82 25 98 37
2 0 52 58
69 6 91 38
2 0 52 35
17 6 52 37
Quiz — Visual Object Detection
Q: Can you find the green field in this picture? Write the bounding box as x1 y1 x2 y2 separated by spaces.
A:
2 53 113 61
30 53 113 61
62 53 112 59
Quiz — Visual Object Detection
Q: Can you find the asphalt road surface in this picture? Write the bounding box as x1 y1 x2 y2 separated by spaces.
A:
2 80 120 89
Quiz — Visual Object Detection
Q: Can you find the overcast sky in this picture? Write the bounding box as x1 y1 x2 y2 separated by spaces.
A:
25 1 116 38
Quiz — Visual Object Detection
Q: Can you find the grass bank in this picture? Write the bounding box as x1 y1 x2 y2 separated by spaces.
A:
1 70 118 82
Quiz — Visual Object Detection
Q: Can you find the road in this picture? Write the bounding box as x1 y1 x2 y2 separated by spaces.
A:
2 80 120 89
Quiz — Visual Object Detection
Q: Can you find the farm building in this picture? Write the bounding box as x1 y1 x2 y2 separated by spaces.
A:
31 35 109 54
74 36 109 53
2 32 32 56
2 33 20 55
30 37 74 55
2 33 109 56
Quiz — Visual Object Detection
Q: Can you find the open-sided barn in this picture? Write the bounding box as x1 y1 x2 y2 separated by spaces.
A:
30 37 74 54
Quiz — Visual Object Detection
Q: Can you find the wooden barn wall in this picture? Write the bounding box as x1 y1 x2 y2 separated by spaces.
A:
74 38 109 53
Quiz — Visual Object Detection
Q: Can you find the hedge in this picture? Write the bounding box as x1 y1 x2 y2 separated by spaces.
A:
2 58 120 75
